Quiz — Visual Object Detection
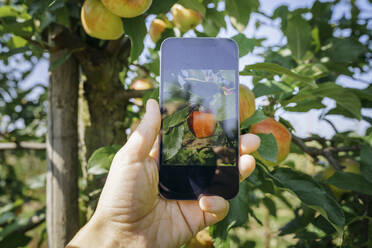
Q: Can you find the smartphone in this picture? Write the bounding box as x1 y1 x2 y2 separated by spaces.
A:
159 38 240 200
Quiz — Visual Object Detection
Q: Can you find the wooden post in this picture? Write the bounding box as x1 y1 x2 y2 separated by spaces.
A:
47 50 79 248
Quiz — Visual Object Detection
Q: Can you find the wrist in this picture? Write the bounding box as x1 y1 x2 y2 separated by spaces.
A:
67 214 121 248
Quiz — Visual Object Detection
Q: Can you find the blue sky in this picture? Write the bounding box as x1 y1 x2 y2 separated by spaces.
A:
17 0 372 138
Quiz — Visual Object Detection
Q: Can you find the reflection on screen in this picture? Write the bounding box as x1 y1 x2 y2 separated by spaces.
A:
161 69 237 166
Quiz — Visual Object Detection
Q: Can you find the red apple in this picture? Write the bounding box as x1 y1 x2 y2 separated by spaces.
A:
239 84 256 123
101 0 152 18
188 111 216 138
81 0 124 40
149 19 166 43
250 118 291 166
171 4 202 33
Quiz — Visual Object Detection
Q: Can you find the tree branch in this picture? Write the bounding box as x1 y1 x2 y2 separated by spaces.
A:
292 134 346 171
0 142 46 150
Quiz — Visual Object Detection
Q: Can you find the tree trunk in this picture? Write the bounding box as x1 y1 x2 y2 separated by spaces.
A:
47 50 79 248
80 51 130 158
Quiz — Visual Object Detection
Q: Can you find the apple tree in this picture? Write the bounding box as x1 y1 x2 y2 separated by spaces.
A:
0 0 371 247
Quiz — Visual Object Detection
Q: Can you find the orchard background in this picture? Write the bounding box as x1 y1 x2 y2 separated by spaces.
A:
1 0 372 247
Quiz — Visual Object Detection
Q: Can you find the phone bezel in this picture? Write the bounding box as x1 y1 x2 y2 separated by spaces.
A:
159 37 240 200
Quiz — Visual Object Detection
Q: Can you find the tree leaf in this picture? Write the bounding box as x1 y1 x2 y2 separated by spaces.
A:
226 0 259 32
203 8 226 37
263 197 277 217
231 33 255 57
285 14 312 61
123 15 147 62
178 0 205 16
240 110 266 129
327 172 372 196
87 145 121 175
147 0 178 14
0 5 30 19
241 63 314 85
210 180 254 248
253 80 293 98
163 106 190 131
326 38 367 63
285 82 362 120
266 166 345 235
163 124 184 160
256 133 278 163
360 145 372 184
285 99 325 112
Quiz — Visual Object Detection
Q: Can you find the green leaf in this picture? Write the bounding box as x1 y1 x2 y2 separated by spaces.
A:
327 172 372 196
263 197 277 217
256 133 278 163
53 6 70 28
252 80 293 98
285 14 312 61
7 35 28 48
241 63 314 84
0 233 32 247
285 99 325 112
1 20 34 37
360 145 372 184
226 0 259 32
231 33 255 57
163 125 184 160
123 15 147 62
178 0 205 16
266 166 345 235
210 180 254 248
326 38 366 63
49 51 72 71
0 5 30 19
163 106 190 131
87 145 121 175
147 0 178 14
286 82 362 120
203 8 226 37
240 110 266 129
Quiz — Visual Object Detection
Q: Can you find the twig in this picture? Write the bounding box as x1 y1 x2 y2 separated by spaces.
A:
323 118 339 133
291 135 360 171
0 142 46 150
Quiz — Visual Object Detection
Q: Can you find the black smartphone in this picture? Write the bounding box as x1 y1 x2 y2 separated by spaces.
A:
159 38 240 200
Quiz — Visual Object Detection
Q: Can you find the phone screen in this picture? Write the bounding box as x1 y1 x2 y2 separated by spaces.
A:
159 38 239 200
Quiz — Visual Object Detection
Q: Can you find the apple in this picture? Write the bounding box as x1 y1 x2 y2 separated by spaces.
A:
250 118 291 166
239 84 256 123
130 78 154 106
81 0 124 40
171 4 202 33
322 158 360 199
149 19 166 43
188 111 216 139
101 0 152 18
130 78 154 90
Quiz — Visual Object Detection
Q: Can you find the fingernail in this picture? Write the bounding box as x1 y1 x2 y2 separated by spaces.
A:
199 196 228 213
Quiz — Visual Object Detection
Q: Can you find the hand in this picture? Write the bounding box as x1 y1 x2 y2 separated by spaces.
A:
68 99 260 248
